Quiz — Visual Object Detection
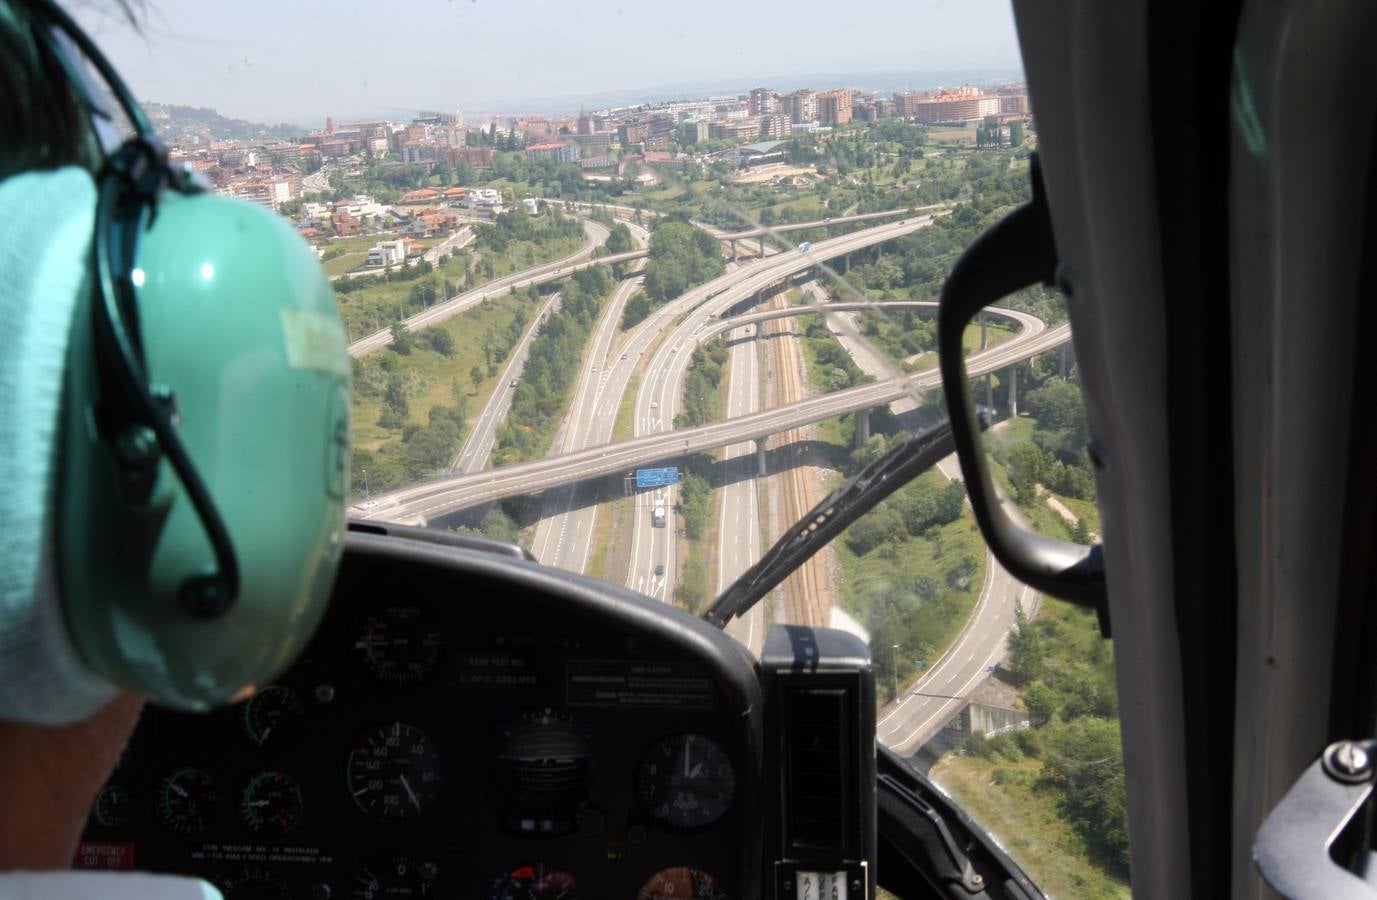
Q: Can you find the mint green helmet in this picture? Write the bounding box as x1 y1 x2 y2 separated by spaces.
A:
60 187 351 710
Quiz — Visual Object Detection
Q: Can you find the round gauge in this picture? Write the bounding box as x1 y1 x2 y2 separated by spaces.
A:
215 867 292 900
240 771 304 836
487 863 578 900
93 784 133 828
346 722 442 819
353 604 444 687
494 708 593 807
636 868 727 900
636 734 736 829
242 685 305 750
157 767 220 834
349 856 439 898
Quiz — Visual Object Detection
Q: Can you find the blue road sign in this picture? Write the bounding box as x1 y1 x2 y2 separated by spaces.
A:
635 467 680 489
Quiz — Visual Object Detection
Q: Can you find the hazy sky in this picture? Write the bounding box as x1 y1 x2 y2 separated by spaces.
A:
70 0 1023 126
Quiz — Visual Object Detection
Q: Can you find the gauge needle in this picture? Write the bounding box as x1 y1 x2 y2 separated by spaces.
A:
170 783 188 798
400 775 421 811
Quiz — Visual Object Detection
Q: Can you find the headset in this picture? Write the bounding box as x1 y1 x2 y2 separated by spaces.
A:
20 0 351 710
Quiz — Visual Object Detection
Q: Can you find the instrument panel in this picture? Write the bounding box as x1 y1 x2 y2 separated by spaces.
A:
80 533 762 899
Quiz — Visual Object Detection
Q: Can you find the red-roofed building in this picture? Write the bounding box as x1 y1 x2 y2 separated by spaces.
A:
400 187 440 204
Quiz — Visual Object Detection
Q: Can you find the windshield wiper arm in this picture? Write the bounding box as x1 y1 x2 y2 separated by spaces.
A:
702 415 972 629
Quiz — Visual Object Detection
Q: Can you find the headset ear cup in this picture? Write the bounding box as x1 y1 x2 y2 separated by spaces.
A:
179 572 233 619
62 190 349 711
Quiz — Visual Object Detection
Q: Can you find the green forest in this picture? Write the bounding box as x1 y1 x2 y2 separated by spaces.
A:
623 220 725 327
492 267 616 465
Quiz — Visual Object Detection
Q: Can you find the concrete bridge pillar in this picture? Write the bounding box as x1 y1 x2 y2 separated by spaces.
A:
1059 344 1069 378
1008 364 1018 417
979 311 988 350
853 408 872 448
755 439 769 476
759 235 766 256
730 238 738 263
840 253 849 274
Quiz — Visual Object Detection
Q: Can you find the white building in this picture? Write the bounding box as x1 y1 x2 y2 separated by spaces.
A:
365 240 407 268
522 197 540 215
464 188 504 212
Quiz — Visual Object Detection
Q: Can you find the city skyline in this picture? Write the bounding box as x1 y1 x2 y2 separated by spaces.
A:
70 0 1023 125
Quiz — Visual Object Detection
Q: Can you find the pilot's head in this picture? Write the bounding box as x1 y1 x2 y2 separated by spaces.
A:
0 0 351 726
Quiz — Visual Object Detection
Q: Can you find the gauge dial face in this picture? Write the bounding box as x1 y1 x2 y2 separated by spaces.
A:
636 734 736 829
349 856 439 898
240 770 304 835
353 604 444 687
215 867 293 900
346 722 442 819
636 868 727 900
487 863 578 900
93 784 133 828
494 708 593 809
242 685 305 750
157 767 220 834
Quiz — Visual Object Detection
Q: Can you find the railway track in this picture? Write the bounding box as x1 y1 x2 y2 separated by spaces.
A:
763 294 832 627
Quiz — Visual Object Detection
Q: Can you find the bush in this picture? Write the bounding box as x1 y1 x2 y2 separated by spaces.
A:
965 732 996 760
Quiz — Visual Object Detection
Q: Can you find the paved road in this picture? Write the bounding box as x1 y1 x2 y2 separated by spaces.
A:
450 290 566 475
356 313 1065 523
355 218 1055 521
699 206 934 239
358 321 1067 523
812 285 1045 753
620 219 934 602
331 226 477 283
348 219 611 357
718 322 765 655
877 561 1034 753
530 272 648 570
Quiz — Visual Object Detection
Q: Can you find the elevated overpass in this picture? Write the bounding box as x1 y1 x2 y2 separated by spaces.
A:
359 312 1068 524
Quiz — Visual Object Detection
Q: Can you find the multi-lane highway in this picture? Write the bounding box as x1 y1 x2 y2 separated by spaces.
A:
529 219 652 570
716 319 764 653
618 217 938 602
360 305 1064 523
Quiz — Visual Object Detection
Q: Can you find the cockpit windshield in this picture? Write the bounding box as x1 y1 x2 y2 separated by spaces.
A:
71 1 1129 894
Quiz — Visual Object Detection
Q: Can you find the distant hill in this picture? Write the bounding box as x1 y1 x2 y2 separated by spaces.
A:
144 103 308 143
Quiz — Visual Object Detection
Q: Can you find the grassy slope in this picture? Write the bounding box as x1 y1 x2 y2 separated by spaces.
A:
334 233 581 339
351 292 533 452
931 755 1132 900
834 469 989 693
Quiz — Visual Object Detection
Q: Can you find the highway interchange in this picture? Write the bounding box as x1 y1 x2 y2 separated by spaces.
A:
352 208 1072 755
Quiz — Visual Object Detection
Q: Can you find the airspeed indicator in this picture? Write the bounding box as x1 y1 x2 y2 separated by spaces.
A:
346 722 442 819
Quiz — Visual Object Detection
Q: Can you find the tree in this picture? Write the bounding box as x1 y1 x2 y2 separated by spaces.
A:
1042 716 1131 874
378 374 410 429
1022 681 1058 723
604 223 634 254
1071 517 1092 545
470 366 484 393
1006 606 1046 685
426 328 456 356
389 322 415 355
